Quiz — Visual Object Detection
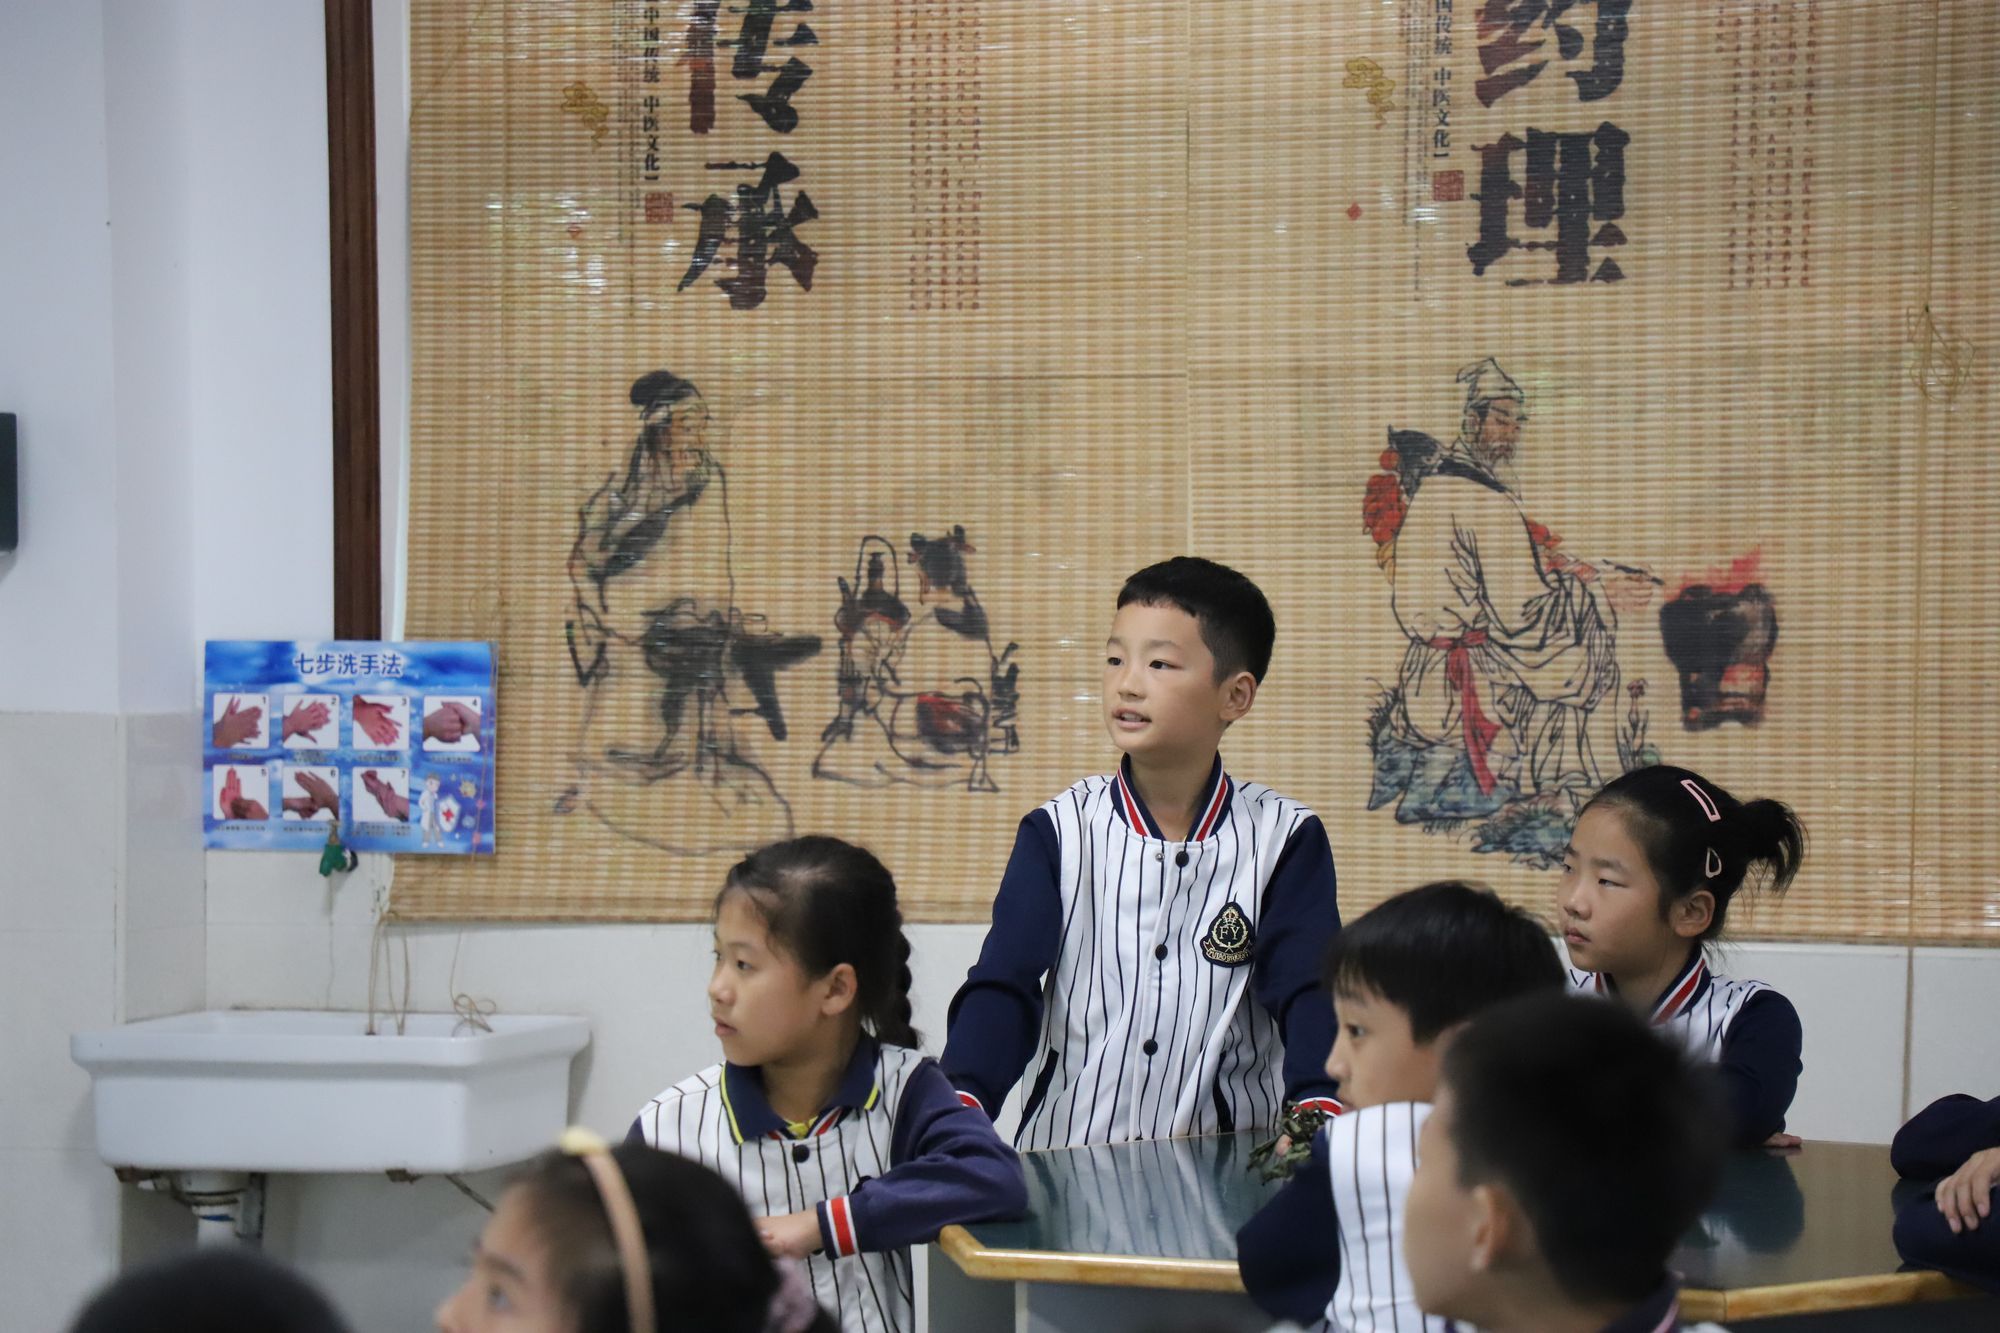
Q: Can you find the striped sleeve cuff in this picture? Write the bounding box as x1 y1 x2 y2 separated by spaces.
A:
954 1089 985 1112
1293 1096 1344 1116
817 1195 861 1259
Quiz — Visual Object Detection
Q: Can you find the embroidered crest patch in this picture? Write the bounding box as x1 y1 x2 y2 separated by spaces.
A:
1199 901 1254 966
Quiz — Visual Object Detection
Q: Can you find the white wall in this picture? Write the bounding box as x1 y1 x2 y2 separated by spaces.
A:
0 0 120 712
0 0 327 1325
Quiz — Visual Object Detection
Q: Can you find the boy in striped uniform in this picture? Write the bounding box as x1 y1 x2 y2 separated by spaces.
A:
942 558 1342 1147
1403 993 1734 1333
630 838 1024 1333
1237 881 1566 1331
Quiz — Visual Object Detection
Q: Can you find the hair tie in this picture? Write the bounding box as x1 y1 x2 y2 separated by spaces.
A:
559 1127 656 1333
762 1260 821 1333
1704 846 1724 879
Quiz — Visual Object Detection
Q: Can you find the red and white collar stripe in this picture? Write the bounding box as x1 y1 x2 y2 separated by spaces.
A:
1191 771 1231 840
1114 767 1150 832
1113 763 1231 841
1649 956 1709 1025
1589 956 1707 1026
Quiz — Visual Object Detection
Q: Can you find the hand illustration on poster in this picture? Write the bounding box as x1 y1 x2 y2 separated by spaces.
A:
212 694 269 750
281 694 337 749
213 765 271 822
281 765 341 821
422 697 483 751
355 767 411 824
353 695 410 750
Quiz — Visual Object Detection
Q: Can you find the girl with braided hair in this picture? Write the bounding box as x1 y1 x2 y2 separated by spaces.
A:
629 835 1025 1333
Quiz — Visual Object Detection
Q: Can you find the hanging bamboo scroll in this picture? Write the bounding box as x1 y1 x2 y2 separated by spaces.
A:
398 1 1997 942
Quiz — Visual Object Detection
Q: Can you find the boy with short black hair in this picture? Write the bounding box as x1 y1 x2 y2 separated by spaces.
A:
942 557 1342 1148
1237 880 1565 1329
1403 992 1730 1333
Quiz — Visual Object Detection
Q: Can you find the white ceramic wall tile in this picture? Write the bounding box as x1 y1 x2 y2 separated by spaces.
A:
0 713 119 932
1907 947 2000 1117
120 923 205 1022
204 920 376 1012
120 712 205 935
267 1169 492 1333
206 846 385 926
1715 942 1909 1144
0 1149 121 1332
0 929 114 1152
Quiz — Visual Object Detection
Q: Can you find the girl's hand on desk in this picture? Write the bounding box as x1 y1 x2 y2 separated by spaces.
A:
759 1209 825 1260
1936 1146 2000 1234
1761 1131 1803 1151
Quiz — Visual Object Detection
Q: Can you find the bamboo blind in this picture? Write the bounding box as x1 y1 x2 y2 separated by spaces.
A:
397 1 1998 943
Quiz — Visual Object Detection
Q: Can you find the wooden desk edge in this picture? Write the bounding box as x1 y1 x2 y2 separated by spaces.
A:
1683 1270 1982 1320
938 1227 1985 1314
936 1226 1244 1293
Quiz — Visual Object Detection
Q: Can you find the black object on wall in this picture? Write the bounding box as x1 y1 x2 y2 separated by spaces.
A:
0 413 16 554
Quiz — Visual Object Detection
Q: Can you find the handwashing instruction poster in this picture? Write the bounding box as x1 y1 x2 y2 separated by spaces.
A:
203 641 496 855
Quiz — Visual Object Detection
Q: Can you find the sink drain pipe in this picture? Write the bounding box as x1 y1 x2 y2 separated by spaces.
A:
131 1170 267 1246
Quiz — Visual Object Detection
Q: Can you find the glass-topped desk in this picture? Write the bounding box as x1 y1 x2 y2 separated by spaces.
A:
929 1132 1980 1331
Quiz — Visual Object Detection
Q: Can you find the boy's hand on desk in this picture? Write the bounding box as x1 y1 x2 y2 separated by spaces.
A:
759 1209 824 1260
1761 1131 1803 1151
1936 1146 2000 1234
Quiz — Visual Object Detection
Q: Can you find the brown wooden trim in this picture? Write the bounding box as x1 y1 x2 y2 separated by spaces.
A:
937 1226 1984 1314
1688 1271 1981 1320
935 1226 1244 1293
326 0 382 639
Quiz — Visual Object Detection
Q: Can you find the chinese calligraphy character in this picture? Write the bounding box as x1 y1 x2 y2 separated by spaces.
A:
380 652 405 678
1467 122 1629 284
723 0 818 134
1475 1 1630 107
682 0 718 134
679 152 819 309
337 652 361 675
293 652 314 676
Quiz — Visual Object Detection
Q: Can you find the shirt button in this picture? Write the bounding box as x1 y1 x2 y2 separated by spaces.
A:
1154 944 1168 960
792 1144 810 1163
1175 849 1189 867
1142 1038 1159 1056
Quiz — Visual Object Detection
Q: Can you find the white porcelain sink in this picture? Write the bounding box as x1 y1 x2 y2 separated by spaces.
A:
71 1010 590 1174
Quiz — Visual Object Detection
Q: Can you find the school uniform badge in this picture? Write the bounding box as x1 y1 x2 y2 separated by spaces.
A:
1199 901 1254 966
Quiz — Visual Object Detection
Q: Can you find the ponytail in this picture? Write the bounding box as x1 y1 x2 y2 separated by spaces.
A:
718 836 922 1048
1582 765 1807 940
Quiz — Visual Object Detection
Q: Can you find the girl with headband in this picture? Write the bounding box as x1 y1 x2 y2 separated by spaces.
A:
1557 764 1807 1148
434 1132 834 1333
630 836 1026 1333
